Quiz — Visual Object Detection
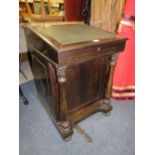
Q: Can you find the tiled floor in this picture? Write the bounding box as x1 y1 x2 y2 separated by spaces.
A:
19 61 33 85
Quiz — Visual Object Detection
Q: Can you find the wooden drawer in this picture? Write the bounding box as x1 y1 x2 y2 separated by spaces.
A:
59 39 126 66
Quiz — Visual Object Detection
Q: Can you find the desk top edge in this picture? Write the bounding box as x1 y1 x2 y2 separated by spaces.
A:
24 24 127 51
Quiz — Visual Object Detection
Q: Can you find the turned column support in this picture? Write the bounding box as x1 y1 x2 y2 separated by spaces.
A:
56 66 68 121
56 66 73 140
105 54 118 99
103 54 118 111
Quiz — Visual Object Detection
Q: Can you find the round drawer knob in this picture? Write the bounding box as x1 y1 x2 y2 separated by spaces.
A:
97 47 101 51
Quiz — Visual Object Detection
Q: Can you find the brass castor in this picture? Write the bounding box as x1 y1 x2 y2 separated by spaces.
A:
64 135 72 142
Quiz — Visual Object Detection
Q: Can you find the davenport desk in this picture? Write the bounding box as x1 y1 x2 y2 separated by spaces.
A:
24 24 127 141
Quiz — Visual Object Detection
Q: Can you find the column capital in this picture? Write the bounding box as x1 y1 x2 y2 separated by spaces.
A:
110 54 119 65
56 66 67 83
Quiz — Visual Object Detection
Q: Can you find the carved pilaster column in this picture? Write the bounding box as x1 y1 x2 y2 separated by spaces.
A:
56 66 73 140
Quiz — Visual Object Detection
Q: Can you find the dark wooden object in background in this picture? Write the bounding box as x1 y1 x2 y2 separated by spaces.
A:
24 24 127 141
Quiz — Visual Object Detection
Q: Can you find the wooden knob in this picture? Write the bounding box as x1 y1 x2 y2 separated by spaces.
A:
97 47 101 51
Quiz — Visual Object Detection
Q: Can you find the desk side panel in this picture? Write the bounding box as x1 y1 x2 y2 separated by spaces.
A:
65 56 110 111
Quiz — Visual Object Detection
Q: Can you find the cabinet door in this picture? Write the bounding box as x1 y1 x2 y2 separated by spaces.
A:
28 51 57 120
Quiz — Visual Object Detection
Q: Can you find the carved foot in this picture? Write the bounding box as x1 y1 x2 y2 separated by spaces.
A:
57 121 72 134
64 135 72 142
57 121 73 141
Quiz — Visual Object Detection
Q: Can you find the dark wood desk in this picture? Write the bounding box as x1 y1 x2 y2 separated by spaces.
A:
24 24 127 141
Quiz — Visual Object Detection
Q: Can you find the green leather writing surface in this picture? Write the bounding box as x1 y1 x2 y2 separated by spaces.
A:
34 24 116 45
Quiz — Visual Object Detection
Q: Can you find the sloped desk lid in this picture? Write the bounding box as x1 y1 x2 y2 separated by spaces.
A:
26 24 117 49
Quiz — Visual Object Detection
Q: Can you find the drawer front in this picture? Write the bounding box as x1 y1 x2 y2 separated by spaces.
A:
59 40 126 66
